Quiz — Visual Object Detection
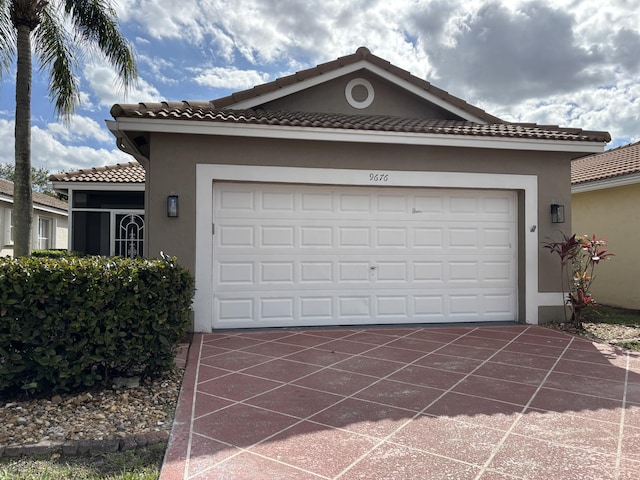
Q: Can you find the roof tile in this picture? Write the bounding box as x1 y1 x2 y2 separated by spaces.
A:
0 178 67 211
110 106 610 143
572 141 640 184
50 161 145 184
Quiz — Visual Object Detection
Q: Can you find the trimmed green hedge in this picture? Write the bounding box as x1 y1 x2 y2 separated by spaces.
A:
0 255 195 395
31 249 82 258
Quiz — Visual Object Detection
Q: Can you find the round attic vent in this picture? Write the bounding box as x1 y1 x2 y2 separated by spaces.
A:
345 78 374 109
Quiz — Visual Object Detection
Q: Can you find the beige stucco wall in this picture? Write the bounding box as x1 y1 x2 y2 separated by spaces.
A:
140 132 578 323
572 183 640 309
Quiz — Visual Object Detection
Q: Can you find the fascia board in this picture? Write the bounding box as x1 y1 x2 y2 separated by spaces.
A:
228 61 369 109
571 172 640 193
1 194 66 215
33 204 68 216
51 182 144 191
111 117 606 154
228 61 488 123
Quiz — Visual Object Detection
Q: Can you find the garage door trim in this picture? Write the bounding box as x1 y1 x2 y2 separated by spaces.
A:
194 164 539 331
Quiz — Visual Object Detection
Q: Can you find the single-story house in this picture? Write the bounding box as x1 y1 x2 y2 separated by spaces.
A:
571 140 640 310
50 162 145 257
98 47 608 331
0 178 68 256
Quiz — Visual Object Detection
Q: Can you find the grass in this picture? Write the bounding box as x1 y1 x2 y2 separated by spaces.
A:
582 304 640 351
582 304 640 326
0 443 165 480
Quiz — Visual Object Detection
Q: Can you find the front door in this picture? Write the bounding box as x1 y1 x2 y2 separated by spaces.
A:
112 213 145 258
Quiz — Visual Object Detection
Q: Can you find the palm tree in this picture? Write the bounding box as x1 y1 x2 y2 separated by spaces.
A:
0 0 136 256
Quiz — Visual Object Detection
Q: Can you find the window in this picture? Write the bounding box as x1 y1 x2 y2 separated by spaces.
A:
37 217 52 250
3 209 13 246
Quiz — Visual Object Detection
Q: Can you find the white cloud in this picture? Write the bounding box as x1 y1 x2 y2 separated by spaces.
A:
46 115 112 144
0 119 130 174
192 67 270 89
84 60 162 107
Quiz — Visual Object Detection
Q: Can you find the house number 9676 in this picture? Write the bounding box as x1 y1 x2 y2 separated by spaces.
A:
369 173 389 182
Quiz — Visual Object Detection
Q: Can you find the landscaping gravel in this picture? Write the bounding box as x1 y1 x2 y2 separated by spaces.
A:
0 368 183 454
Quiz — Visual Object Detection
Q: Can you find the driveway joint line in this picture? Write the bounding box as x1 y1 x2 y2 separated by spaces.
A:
334 325 536 478
614 351 630 480
473 332 578 480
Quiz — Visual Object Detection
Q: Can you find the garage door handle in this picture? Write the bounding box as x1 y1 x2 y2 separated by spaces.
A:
370 265 378 270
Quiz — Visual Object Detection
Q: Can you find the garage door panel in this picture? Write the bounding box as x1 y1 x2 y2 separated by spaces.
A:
339 227 371 247
260 262 295 283
218 262 254 285
300 262 333 283
219 225 254 247
376 227 408 247
213 183 517 328
339 262 371 282
302 192 333 211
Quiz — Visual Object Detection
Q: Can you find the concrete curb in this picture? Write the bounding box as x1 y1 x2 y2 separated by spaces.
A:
0 429 169 458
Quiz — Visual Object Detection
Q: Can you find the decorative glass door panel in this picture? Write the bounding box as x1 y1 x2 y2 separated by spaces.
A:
114 213 144 258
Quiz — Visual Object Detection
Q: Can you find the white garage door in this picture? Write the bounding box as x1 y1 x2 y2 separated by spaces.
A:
212 182 517 329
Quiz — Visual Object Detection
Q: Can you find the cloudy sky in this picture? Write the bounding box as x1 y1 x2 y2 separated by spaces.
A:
0 0 638 174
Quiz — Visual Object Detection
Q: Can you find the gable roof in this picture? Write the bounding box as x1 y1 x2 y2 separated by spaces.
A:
572 141 640 189
0 178 68 212
109 47 610 161
49 161 145 184
207 46 503 124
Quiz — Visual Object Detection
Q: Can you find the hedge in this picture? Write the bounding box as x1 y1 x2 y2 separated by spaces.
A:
0 254 195 395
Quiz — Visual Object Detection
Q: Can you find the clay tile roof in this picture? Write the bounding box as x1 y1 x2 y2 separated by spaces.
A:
0 178 68 211
109 47 611 145
109 106 611 143
49 161 145 183
572 140 640 184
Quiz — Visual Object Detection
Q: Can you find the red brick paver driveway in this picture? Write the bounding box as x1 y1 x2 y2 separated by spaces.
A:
161 324 640 479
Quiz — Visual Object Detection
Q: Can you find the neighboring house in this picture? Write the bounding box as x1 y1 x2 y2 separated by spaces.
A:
571 141 640 310
0 178 68 256
50 162 145 257
104 47 609 332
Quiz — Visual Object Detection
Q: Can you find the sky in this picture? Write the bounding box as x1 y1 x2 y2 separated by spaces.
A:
0 0 638 174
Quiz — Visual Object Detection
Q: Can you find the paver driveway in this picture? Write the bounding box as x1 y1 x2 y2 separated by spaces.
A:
160 324 640 479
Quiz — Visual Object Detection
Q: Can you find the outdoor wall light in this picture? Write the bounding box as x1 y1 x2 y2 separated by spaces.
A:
167 195 179 218
550 204 565 224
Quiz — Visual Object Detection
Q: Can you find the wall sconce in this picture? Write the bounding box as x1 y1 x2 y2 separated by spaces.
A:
550 204 565 224
167 195 179 217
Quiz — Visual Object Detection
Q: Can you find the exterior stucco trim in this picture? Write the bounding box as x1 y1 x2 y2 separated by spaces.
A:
194 164 551 332
110 118 605 154
571 172 640 193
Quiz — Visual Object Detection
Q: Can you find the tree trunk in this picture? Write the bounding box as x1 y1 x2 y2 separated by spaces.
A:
13 22 32 257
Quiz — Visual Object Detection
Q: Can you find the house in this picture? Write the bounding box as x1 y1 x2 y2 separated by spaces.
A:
49 162 145 257
571 141 640 310
103 47 609 332
0 178 68 256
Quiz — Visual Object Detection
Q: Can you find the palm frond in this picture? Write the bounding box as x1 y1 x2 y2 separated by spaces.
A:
0 1 17 78
63 0 137 92
33 5 80 119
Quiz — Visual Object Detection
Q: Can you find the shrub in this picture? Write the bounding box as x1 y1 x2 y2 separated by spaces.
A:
0 254 194 395
543 233 614 328
31 249 82 258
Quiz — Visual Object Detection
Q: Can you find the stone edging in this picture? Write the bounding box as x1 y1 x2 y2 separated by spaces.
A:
0 430 169 458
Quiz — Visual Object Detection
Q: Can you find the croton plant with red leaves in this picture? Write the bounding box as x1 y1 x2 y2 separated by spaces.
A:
543 233 614 328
